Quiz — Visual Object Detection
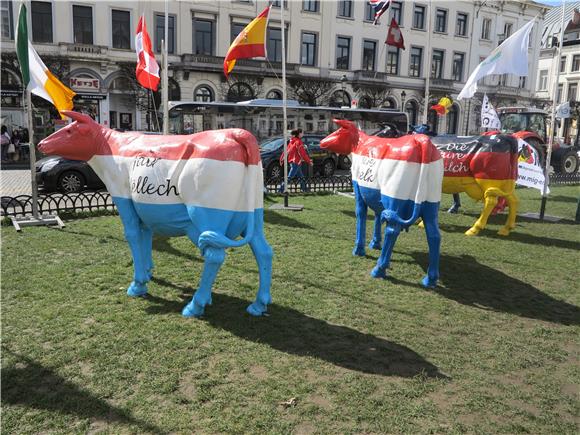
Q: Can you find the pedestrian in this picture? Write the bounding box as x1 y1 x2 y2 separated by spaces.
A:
278 128 312 193
1 125 12 162
11 129 21 162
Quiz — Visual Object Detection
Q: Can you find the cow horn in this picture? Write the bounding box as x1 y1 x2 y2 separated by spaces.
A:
60 111 94 124
333 118 355 130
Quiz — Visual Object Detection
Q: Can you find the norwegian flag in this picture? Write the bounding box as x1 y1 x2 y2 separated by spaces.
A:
385 18 405 49
370 0 391 25
135 15 160 91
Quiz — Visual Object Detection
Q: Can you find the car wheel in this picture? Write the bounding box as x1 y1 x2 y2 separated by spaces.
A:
322 159 336 177
267 162 282 180
338 154 351 170
556 149 579 174
58 170 85 193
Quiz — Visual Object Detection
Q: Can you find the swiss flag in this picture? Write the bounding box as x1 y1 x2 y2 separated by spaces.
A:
135 15 160 91
385 18 405 50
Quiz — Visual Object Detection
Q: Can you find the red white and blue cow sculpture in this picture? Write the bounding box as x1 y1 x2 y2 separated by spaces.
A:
38 111 273 318
321 120 444 287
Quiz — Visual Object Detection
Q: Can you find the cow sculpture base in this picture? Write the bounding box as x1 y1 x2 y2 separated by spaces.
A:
321 120 444 287
38 111 273 318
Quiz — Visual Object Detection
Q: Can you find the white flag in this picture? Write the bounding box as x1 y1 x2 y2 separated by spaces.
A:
481 94 502 129
458 20 535 100
556 101 571 119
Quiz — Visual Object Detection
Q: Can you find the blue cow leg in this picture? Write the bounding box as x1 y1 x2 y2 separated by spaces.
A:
371 222 401 279
114 198 149 297
369 213 382 250
182 247 225 318
140 225 154 281
247 210 273 317
421 211 441 288
353 183 368 256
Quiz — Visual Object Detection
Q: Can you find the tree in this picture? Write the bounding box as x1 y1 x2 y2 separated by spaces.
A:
288 77 334 106
353 84 393 109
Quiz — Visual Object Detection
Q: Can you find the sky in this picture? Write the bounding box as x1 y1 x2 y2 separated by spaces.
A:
536 0 563 5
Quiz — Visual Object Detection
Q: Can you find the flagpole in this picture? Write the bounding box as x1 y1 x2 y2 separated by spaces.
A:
162 0 169 134
281 3 289 208
422 0 432 125
540 0 566 220
26 90 39 219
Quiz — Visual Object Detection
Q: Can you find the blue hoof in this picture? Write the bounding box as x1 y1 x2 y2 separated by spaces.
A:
371 267 387 279
353 246 366 257
422 276 438 288
369 241 381 250
145 269 153 281
247 301 268 317
182 301 205 318
127 281 148 297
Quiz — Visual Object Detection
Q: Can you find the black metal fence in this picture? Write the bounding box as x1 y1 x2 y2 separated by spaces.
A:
2 173 578 218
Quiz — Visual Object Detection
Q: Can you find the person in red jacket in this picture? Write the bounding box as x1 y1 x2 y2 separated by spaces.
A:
279 128 313 193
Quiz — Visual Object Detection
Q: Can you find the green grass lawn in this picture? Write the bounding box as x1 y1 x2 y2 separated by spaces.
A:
2 186 579 434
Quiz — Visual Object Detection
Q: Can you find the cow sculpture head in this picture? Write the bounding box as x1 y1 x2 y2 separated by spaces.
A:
320 119 360 155
38 111 105 161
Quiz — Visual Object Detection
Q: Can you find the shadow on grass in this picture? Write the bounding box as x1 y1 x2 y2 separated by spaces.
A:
1 350 163 434
340 210 377 221
410 252 580 326
439 223 580 251
145 290 446 379
264 210 314 230
153 237 202 262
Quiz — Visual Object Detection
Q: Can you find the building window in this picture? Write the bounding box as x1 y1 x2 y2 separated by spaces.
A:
336 36 351 70
504 22 513 38
413 5 425 29
73 5 93 44
112 10 131 49
155 14 175 54
447 105 459 134
301 32 317 66
1 0 14 40
271 0 287 7
390 2 403 25
267 27 284 62
568 83 578 102
557 84 563 103
387 47 400 75
435 9 447 33
230 22 246 43
227 82 255 103
572 55 580 72
452 52 465 81
456 13 468 36
560 56 567 73
193 18 214 55
338 0 353 18
405 100 418 126
302 0 319 12
481 18 491 40
31 1 52 43
431 49 444 78
500 74 508 86
330 90 350 107
362 40 377 71
409 46 423 77
519 76 527 89
266 89 283 99
364 3 374 21
537 70 548 91
194 85 214 102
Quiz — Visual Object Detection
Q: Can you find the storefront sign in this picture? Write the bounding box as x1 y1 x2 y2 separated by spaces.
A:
74 93 107 101
1 89 23 97
70 77 100 91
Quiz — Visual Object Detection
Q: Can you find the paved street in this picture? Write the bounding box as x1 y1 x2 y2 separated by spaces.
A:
1 169 32 197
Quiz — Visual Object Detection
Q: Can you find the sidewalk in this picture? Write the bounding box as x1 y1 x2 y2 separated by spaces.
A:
1 169 33 197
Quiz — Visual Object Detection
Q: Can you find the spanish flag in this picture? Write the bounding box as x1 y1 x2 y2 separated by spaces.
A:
224 6 271 77
15 4 75 119
431 96 453 116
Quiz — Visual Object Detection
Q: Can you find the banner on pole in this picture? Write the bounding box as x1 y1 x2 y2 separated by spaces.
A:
481 94 501 129
516 138 548 193
556 101 571 119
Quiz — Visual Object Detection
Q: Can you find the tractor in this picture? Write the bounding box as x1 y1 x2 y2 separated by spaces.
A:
497 107 579 174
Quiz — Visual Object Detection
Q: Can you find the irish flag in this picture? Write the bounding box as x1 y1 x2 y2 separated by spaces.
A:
16 4 76 118
224 6 271 77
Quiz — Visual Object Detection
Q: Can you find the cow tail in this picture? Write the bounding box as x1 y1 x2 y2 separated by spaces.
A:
198 130 258 251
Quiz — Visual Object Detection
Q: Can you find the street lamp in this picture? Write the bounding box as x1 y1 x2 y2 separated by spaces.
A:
340 74 348 107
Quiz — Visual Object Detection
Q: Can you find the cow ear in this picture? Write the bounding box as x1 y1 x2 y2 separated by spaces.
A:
333 119 355 130
61 111 94 124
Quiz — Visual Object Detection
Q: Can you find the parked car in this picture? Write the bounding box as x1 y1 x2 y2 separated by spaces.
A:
260 134 339 179
35 156 105 193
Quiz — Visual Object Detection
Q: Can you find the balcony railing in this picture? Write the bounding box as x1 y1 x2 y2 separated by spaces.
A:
353 70 389 82
59 42 108 57
430 78 456 89
179 53 300 74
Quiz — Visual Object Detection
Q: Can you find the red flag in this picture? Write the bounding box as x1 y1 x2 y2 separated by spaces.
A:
135 15 160 91
385 18 405 50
